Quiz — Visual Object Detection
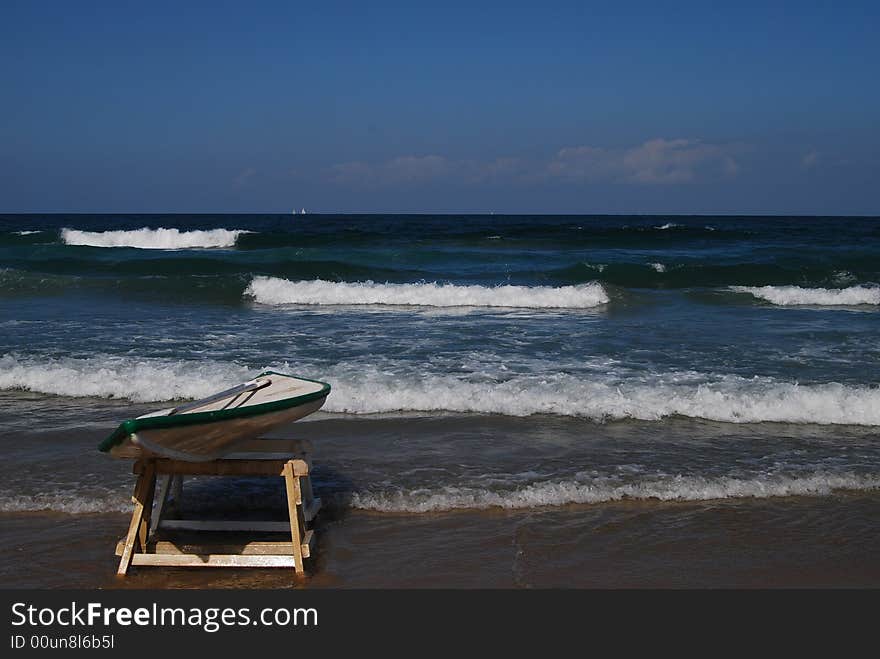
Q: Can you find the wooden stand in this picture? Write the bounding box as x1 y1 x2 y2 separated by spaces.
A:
115 438 320 576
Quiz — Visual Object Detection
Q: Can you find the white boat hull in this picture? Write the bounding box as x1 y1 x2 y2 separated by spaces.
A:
101 372 330 462
115 397 325 461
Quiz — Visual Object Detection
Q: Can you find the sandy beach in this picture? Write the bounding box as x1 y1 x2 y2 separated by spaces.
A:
4 493 879 589
2 415 880 589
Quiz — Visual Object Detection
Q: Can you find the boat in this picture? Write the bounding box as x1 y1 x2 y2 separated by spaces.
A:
98 371 331 462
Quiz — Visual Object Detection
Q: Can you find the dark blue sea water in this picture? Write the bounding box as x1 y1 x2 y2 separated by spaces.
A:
3 215 880 416
1 215 880 587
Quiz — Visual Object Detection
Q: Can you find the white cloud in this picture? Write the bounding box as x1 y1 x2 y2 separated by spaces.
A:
802 150 819 169
462 157 530 184
547 138 741 184
328 138 743 187
331 155 452 186
232 167 257 189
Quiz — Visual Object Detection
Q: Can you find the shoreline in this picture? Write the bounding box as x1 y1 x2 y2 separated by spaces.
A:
3 491 879 589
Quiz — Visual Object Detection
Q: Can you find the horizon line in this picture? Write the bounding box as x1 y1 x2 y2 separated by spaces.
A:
2 211 880 218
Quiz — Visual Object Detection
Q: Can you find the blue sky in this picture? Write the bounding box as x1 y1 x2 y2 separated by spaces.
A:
1 1 878 214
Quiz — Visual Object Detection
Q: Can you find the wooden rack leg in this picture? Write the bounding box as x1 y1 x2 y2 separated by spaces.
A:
301 474 315 506
171 475 183 507
116 452 320 575
138 465 157 550
117 460 156 576
150 474 174 534
283 461 306 575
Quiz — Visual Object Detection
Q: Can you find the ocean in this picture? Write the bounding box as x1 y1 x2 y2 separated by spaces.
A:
1 214 879 588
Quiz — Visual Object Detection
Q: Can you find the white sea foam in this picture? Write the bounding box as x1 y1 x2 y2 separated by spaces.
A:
3 354 880 425
351 471 880 512
61 227 249 249
649 262 666 273
14 230 41 236
324 370 880 425
245 277 610 309
5 471 877 514
731 285 880 306
0 491 131 514
656 223 681 230
831 271 857 286
0 354 250 402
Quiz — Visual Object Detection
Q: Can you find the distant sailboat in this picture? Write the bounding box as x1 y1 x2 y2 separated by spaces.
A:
300 208 307 215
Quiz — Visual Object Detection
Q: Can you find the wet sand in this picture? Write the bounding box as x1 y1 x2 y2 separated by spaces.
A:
3 491 879 589
3 415 880 588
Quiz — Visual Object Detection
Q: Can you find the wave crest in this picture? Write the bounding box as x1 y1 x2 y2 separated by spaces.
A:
5 471 877 514
245 276 609 308
0 354 250 402
2 355 880 426
351 471 880 512
325 370 880 425
0 491 131 514
61 227 249 249
731 285 880 306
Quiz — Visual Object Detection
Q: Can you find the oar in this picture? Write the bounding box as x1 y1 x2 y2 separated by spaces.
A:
168 377 271 415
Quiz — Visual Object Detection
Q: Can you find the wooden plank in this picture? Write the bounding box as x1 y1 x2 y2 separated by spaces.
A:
117 460 155 575
169 457 308 477
130 554 297 568
136 459 290 477
222 452 309 461
283 462 306 574
118 531 318 558
111 444 152 460
301 473 315 501
150 474 174 535
118 539 299 556
112 436 312 460
170 474 183 506
301 530 314 559
235 438 313 453
117 448 320 574
131 454 311 477
303 497 322 523
290 459 310 477
137 465 157 551
158 520 290 532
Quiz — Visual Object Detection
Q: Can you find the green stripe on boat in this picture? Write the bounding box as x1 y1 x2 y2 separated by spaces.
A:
98 371 331 453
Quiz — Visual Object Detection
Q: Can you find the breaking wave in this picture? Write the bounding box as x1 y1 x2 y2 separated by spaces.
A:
350 471 880 512
60 227 250 249
3 354 880 425
245 276 610 308
325 370 880 425
731 285 880 306
0 490 131 514
0 354 251 402
5 471 878 514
